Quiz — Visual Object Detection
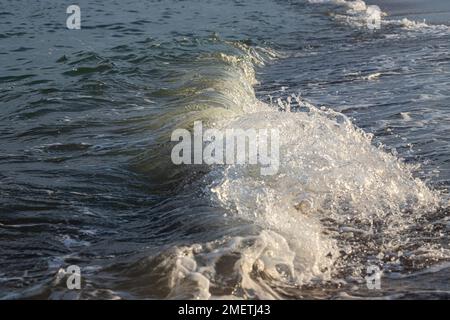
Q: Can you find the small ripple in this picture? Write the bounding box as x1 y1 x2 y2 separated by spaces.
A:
63 64 114 76
0 74 35 83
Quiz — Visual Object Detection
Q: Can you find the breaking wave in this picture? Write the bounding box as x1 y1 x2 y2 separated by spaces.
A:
105 37 449 299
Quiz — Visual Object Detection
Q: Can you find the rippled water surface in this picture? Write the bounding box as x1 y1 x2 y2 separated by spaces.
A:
1 0 450 299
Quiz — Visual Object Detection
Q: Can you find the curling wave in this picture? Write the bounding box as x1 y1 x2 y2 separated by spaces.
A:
112 38 449 299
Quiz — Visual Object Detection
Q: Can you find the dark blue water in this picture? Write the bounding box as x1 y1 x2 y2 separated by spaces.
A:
1 0 450 299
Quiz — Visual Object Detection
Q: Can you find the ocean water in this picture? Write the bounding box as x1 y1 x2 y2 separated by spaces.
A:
1 0 450 299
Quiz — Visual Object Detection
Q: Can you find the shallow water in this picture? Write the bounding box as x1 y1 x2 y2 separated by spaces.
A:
0 0 450 299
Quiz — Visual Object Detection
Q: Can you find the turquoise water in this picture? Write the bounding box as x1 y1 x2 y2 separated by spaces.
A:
1 0 450 299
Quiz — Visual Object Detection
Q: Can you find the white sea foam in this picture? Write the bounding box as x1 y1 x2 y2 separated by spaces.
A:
308 0 450 33
135 37 448 299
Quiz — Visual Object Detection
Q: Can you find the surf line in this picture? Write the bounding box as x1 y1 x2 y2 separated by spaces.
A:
178 304 213 318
